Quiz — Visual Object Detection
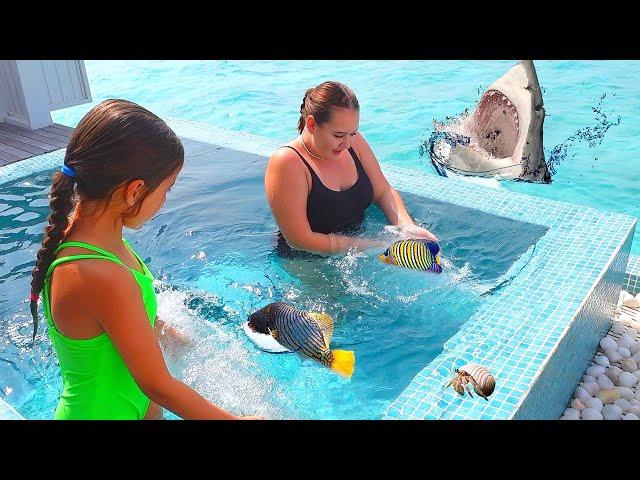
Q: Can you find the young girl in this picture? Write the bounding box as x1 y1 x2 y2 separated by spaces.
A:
30 99 262 420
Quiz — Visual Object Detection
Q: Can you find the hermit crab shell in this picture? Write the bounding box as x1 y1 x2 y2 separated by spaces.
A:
460 363 496 398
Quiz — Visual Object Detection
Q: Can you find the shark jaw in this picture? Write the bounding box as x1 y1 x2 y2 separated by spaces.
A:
430 60 551 184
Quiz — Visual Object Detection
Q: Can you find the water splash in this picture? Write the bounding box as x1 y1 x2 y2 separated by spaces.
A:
546 93 621 176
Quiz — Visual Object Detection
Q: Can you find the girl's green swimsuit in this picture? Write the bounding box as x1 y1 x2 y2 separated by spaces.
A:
42 238 157 420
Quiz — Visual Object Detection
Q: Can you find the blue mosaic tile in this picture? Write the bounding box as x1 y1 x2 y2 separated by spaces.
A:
624 255 640 295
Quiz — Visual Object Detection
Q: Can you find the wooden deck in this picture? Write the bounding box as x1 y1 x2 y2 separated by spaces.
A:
0 122 74 166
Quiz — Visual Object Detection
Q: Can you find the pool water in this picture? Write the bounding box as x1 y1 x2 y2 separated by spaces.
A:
0 141 547 419
51 60 640 254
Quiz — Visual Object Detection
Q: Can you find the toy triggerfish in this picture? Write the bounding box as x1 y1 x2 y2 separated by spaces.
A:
244 302 355 378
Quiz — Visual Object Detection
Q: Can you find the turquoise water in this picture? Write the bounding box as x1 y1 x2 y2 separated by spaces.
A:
0 143 546 419
52 61 640 255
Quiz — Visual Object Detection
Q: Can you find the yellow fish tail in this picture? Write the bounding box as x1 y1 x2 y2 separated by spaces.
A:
330 349 355 378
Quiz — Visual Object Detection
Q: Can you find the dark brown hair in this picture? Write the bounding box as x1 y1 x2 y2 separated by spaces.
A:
297 81 360 134
30 99 184 342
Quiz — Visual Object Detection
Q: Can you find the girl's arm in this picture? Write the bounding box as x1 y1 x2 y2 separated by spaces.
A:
155 317 191 346
89 262 261 420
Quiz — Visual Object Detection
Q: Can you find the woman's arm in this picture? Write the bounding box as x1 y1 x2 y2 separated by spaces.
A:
352 133 438 242
87 263 260 420
265 148 385 254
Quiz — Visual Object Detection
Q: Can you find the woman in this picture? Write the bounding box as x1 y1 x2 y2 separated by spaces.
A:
265 81 438 254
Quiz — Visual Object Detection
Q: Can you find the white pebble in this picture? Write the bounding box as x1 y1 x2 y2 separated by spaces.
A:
581 408 603 420
622 413 639 420
619 313 633 326
600 337 617 352
608 351 624 363
582 381 599 396
595 355 610 367
597 388 620 404
583 374 597 383
614 398 632 413
621 358 638 373
612 321 625 334
617 386 635 400
587 365 606 378
571 398 586 411
618 371 638 388
618 334 633 350
597 375 614 390
632 351 640 363
627 329 638 341
562 408 581 420
619 347 631 358
629 406 640 416
630 341 640 356
602 404 623 420
575 386 591 402
633 370 640 382
621 290 637 306
632 395 640 404
585 396 604 412
606 366 622 382
623 295 640 309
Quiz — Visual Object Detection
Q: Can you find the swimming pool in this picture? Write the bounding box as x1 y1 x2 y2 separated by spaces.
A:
0 119 635 419
0 135 546 419
51 60 640 255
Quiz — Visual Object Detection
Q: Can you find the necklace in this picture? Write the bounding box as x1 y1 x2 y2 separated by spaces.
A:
300 135 323 160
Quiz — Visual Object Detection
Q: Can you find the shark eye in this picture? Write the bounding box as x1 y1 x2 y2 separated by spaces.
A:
535 104 543 111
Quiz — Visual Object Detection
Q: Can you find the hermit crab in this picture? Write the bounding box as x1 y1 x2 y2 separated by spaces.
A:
445 363 495 401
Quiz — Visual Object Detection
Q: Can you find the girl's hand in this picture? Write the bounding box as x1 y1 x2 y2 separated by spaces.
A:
156 317 192 347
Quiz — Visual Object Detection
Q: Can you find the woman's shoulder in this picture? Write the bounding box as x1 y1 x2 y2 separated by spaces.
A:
352 131 370 153
267 144 308 174
351 131 377 165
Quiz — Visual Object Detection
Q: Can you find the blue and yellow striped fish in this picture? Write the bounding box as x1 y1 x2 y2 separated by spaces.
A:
246 302 355 378
379 239 443 273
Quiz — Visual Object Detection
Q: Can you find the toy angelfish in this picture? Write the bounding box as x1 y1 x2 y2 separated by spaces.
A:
379 239 442 273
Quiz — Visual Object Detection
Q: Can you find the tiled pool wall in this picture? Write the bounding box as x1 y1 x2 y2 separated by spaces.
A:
625 255 640 295
513 231 633 419
378 164 636 419
1 118 637 420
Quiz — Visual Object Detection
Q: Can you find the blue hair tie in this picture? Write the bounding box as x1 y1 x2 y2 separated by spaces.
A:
61 164 76 178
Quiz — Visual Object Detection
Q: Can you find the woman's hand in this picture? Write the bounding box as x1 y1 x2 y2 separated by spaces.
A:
387 224 439 242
